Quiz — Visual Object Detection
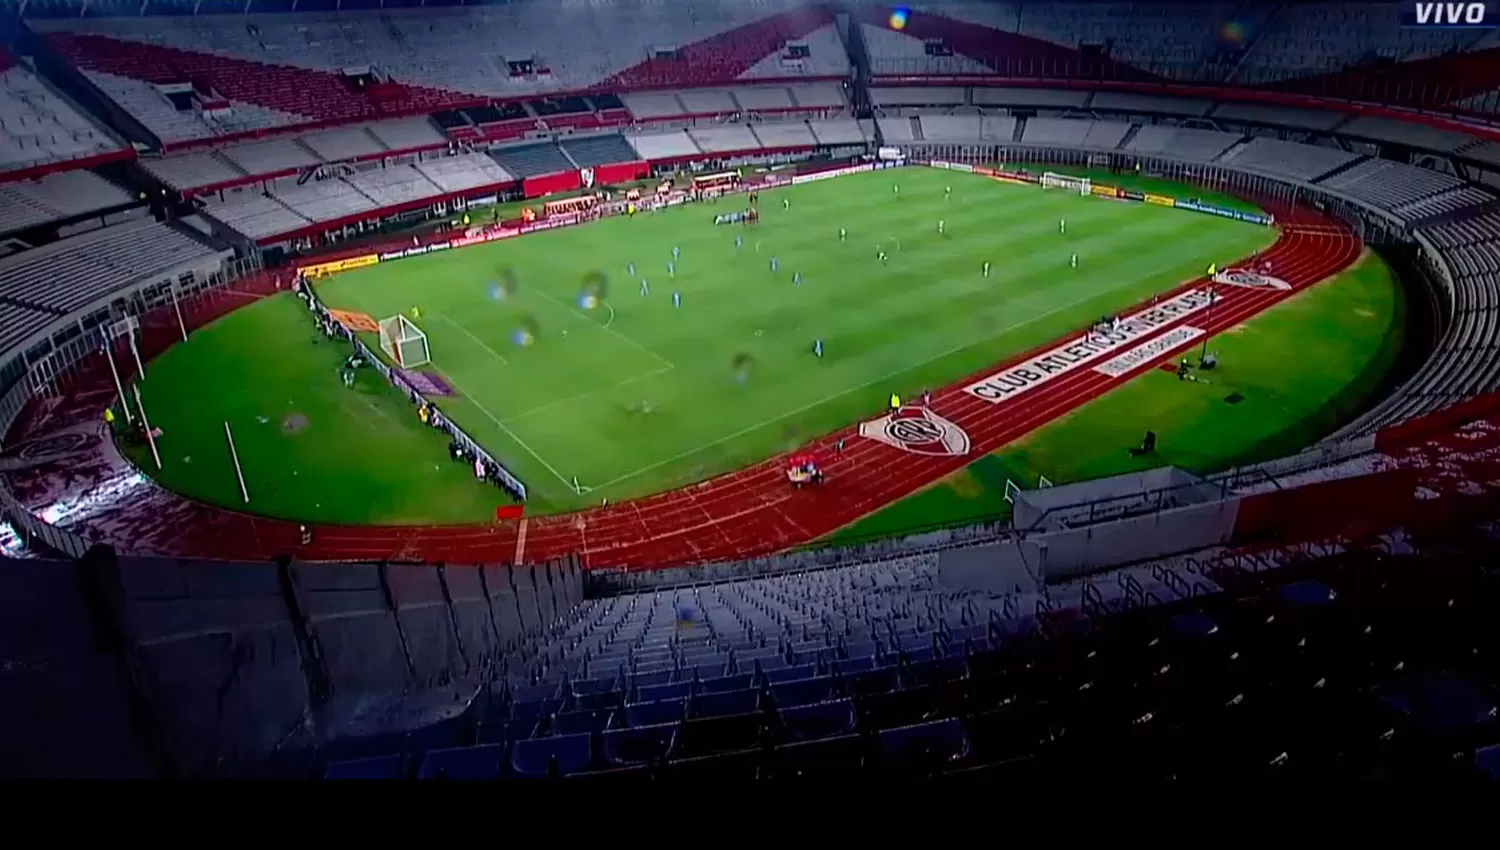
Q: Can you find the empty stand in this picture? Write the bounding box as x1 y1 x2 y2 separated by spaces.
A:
0 219 228 313
0 170 133 235
0 55 122 174
558 135 639 168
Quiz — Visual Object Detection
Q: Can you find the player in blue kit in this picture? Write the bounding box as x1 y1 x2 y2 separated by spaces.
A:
814 339 823 359
771 256 779 272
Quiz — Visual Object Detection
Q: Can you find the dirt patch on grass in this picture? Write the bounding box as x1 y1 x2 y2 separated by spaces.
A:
1353 307 1377 318
282 413 310 435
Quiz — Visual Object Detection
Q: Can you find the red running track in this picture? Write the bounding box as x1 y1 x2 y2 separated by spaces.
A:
0 200 1361 569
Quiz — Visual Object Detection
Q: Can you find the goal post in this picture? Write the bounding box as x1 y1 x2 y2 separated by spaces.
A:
1041 171 1091 196
378 314 431 368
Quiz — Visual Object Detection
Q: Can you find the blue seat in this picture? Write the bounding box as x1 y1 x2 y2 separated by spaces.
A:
765 663 819 683
512 697 563 725
848 665 902 696
695 687 759 718
780 698 856 742
417 744 506 780
572 675 617 697
766 734 866 780
552 708 612 736
626 698 687 727
629 669 674 690
602 722 679 766
637 681 692 703
324 754 404 779
879 718 970 771
670 713 764 760
771 675 837 709
511 732 593 778
836 655 877 674
476 720 512 746
700 673 754 694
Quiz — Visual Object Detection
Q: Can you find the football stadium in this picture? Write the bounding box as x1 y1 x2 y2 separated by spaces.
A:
1 1 1498 779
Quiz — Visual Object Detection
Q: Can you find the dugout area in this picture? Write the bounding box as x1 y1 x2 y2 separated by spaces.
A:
116 165 1402 529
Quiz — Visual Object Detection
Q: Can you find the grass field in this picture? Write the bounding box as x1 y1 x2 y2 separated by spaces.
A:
125 165 1292 523
825 249 1406 543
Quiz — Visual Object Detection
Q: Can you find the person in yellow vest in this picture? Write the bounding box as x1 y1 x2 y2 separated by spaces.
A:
411 305 421 320
889 393 901 412
103 407 115 427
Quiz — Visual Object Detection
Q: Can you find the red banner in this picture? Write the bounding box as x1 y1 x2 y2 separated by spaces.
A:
522 170 582 199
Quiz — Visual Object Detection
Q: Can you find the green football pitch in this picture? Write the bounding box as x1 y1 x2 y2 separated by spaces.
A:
125 166 1289 524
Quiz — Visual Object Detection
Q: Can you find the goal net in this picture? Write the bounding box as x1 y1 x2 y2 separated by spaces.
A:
378 314 431 368
1041 171 1091 196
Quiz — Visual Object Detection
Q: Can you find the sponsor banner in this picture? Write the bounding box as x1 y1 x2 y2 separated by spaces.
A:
1214 269 1292 291
714 210 751 225
858 406 971 456
1144 193 1176 207
963 288 1216 404
793 163 875 186
972 166 997 177
1122 190 1145 202
878 146 905 161
301 253 378 278
1174 200 1273 226
1094 326 1206 377
1003 169 1040 184
1089 183 1118 198
928 160 975 173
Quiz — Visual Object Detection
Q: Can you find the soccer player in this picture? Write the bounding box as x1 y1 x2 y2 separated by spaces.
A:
983 261 991 277
672 246 680 260
794 271 803 287
814 339 823 359
668 260 675 278
1071 253 1078 269
783 197 790 211
938 219 946 236
878 249 889 265
1059 218 1066 234
839 227 847 242
640 277 649 296
736 234 744 251
673 291 681 309
894 184 900 197
628 262 636 277
771 256 779 272
411 306 421 319
945 186 952 199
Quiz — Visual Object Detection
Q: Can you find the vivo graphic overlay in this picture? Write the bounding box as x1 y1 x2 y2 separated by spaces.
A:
1403 2 1499 27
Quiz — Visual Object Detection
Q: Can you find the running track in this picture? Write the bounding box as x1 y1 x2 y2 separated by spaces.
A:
0 199 1361 569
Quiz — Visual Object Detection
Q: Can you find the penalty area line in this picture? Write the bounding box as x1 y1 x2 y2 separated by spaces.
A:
435 368 576 493
502 363 676 426
436 312 509 366
533 289 675 370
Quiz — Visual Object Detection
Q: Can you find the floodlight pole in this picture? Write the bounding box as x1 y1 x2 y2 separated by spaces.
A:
101 328 133 425
133 384 161 470
224 421 250 504
170 284 188 342
129 325 145 381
